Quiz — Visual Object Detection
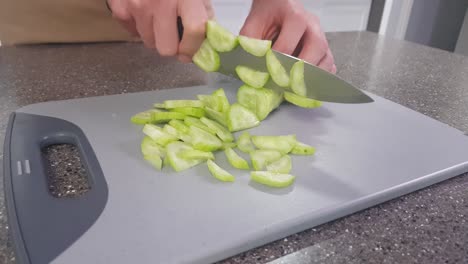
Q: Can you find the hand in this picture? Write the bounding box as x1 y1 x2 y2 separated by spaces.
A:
240 0 336 73
107 0 214 62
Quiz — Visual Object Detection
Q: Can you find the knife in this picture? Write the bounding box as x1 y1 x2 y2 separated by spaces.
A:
179 18 373 104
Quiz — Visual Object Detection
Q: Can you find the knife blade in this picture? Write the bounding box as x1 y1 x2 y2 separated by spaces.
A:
176 18 373 104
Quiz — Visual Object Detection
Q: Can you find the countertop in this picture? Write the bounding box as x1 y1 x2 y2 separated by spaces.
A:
1 31 468 264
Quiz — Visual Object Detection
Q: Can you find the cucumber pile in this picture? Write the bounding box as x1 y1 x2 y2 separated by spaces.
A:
131 21 320 188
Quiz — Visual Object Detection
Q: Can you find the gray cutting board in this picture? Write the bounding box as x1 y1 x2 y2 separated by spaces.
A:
9 82 468 264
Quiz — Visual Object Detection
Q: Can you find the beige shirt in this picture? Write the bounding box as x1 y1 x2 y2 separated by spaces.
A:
0 0 135 45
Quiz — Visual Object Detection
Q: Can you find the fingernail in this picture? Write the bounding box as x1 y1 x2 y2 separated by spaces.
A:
178 55 192 63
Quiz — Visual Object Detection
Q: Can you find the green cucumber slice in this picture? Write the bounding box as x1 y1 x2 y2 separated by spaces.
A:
221 142 237 150
171 107 206 118
143 155 163 170
207 160 235 182
131 109 161 125
212 88 230 113
142 124 178 146
188 126 223 151
169 119 190 134
166 141 204 172
266 155 292 174
197 95 221 112
284 91 322 108
238 35 272 57
163 155 170 168
151 111 186 124
184 116 217 135
180 149 214 160
237 85 283 120
162 124 180 138
237 132 256 153
204 107 228 127
153 103 165 109
193 39 220 72
291 141 316 155
250 150 282 170
163 100 204 109
251 135 297 154
225 147 249 170
227 103 260 132
200 117 234 142
235 65 269 88
266 50 290 87
250 171 295 188
141 136 165 157
206 20 238 52
290 60 306 96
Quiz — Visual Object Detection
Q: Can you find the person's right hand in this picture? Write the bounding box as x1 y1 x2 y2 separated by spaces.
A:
107 0 214 62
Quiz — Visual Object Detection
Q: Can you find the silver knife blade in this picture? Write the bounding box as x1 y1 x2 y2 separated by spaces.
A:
216 46 373 104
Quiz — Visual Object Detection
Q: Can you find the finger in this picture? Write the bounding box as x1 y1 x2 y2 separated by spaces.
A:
117 17 139 37
272 14 307 55
107 0 139 36
153 2 179 56
298 26 328 65
129 1 156 49
178 1 209 60
331 64 337 74
317 49 335 73
239 13 265 38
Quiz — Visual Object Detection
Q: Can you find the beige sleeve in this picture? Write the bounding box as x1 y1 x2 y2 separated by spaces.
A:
0 0 138 45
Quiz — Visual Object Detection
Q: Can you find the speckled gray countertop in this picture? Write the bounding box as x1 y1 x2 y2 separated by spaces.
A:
1 31 468 264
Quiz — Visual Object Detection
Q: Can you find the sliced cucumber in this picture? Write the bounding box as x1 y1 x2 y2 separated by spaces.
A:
180 149 214 160
198 95 221 112
141 136 165 157
130 109 161 125
163 155 170 168
238 35 272 57
207 160 235 182
193 39 220 72
227 103 260 132
184 116 217 135
237 132 256 153
163 100 204 109
200 117 234 142
266 49 290 88
235 65 269 88
212 88 230 113
151 111 186 124
188 125 223 152
206 20 238 52
221 142 237 150
266 155 291 174
237 85 283 120
250 150 282 170
143 155 163 170
225 147 249 170
163 124 180 138
142 124 178 146
171 107 205 118
284 91 322 108
153 103 165 109
169 119 190 134
205 107 228 127
251 171 295 188
291 141 316 155
166 141 204 172
251 135 297 154
290 60 306 96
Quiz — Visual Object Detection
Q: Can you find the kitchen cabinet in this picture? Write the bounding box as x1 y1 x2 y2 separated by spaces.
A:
212 0 372 34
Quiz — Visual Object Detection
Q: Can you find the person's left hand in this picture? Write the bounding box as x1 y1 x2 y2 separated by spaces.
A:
240 0 336 74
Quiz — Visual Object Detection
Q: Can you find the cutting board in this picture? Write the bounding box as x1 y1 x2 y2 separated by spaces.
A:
4 82 468 264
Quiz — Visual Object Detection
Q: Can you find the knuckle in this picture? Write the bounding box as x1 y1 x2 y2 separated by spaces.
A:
129 0 145 10
186 20 207 36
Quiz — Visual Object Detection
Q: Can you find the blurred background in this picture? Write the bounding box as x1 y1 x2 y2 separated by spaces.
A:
1 0 467 56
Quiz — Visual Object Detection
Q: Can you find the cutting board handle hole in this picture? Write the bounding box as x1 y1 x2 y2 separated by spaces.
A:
41 143 91 198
